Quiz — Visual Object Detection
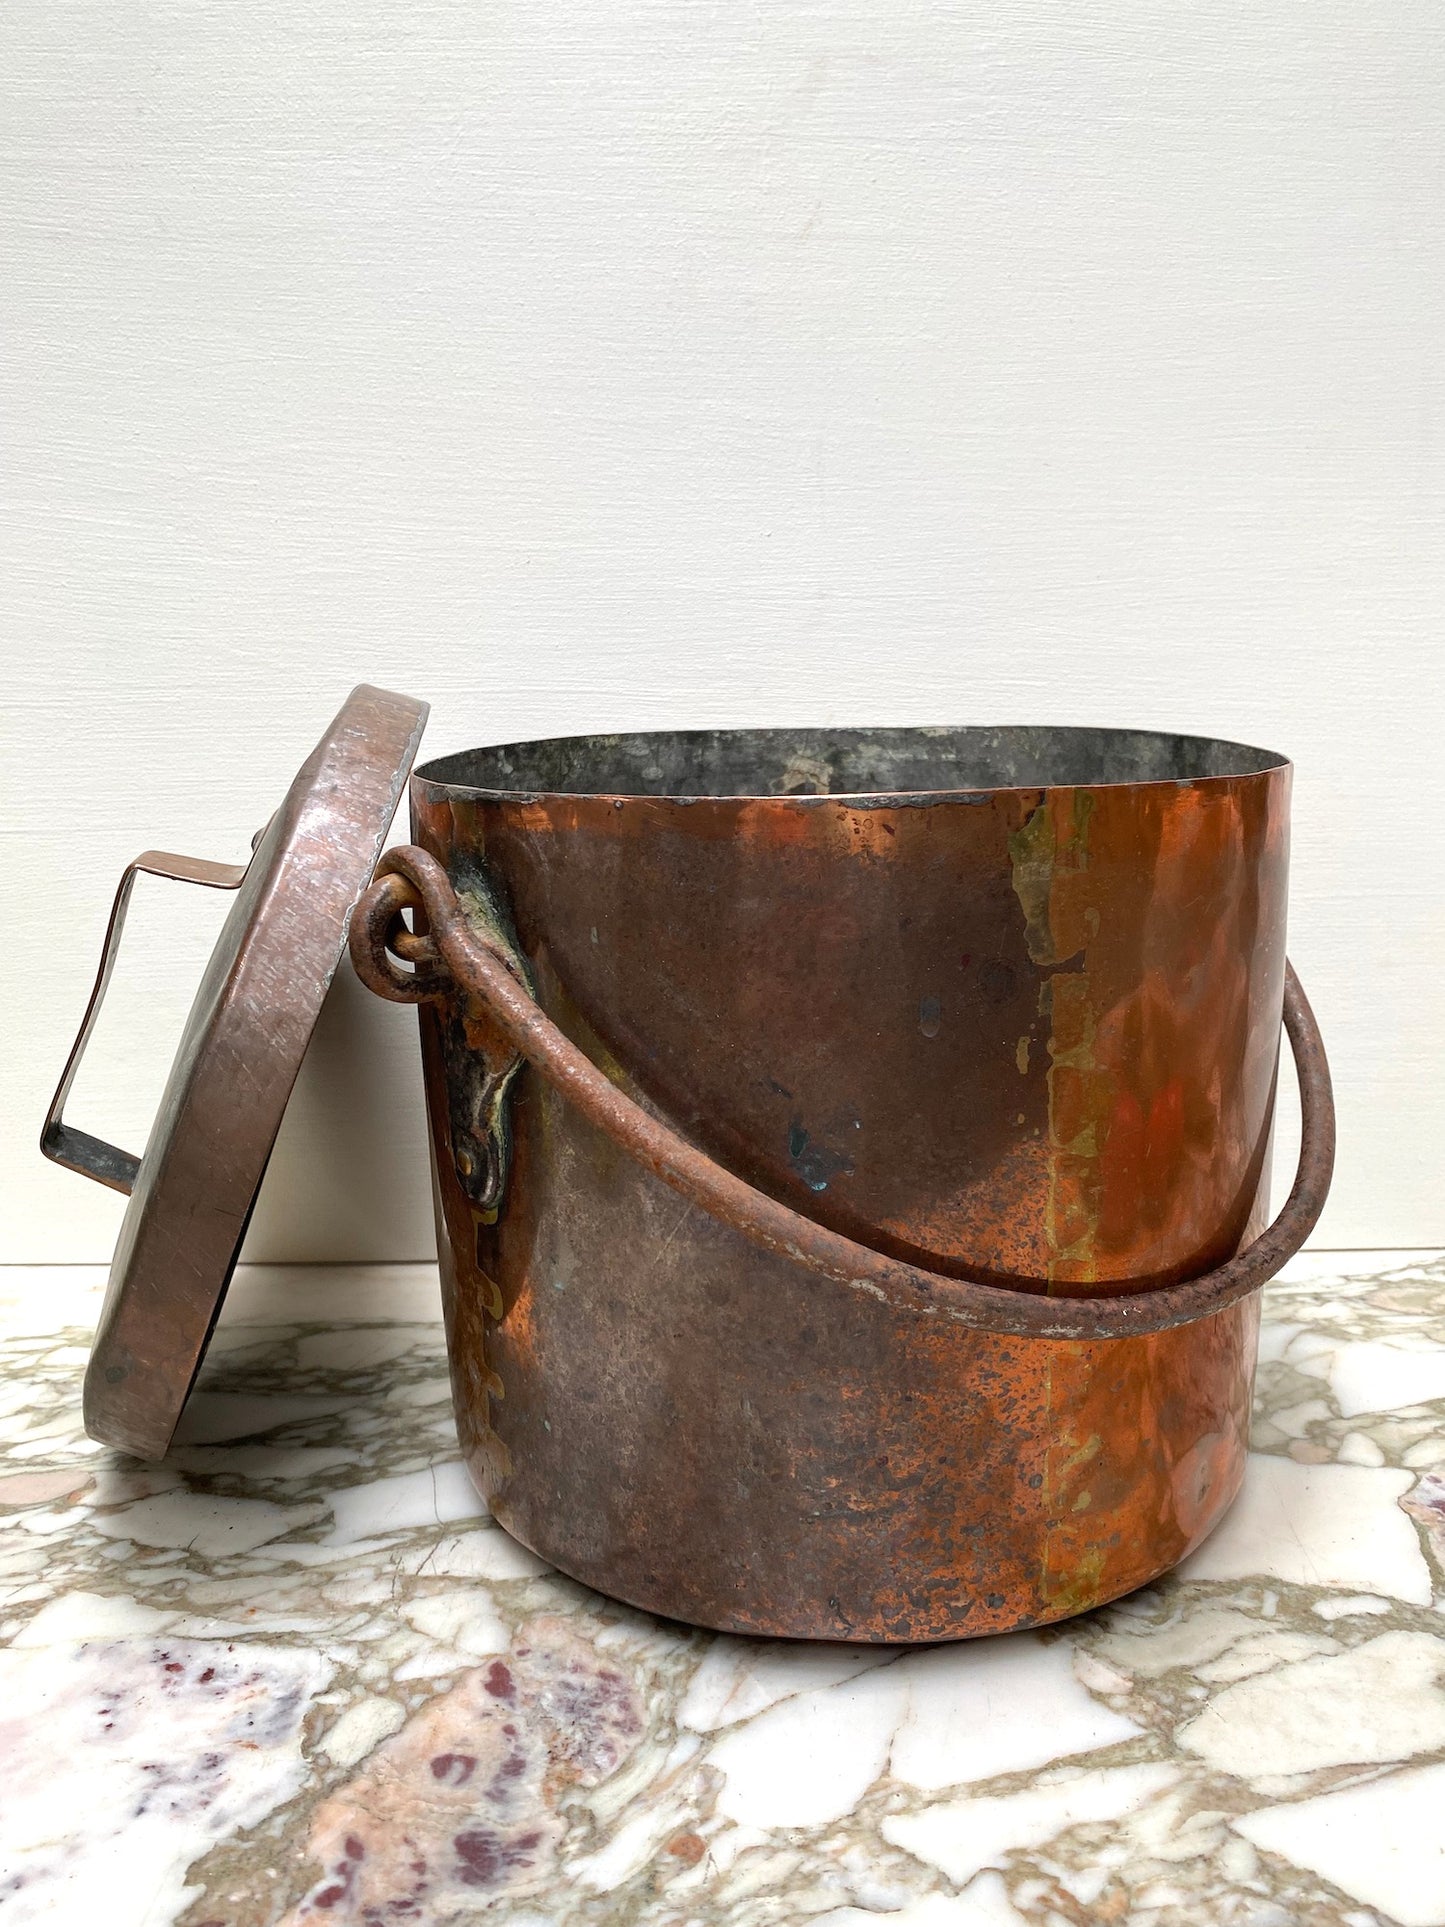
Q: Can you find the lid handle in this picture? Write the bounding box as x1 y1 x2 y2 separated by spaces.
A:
41 850 248 1193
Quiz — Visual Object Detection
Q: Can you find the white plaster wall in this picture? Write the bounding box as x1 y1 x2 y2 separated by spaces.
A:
3 1 1442 1263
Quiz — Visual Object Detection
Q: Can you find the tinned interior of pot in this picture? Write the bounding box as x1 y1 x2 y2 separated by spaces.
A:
418 725 1287 800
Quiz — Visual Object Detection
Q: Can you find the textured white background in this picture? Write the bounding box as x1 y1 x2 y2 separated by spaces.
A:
3 1 1442 1264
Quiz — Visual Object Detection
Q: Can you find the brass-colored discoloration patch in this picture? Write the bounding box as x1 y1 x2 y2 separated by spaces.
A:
476 1268 505 1321
1007 792 1094 970
1007 798 1058 967
1047 971 1102 1287
1010 792 1107 1290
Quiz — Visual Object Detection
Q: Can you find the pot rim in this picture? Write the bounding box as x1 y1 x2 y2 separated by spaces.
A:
415 722 1291 806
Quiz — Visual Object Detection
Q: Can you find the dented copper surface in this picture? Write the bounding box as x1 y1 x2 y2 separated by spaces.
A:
349 726 1334 1643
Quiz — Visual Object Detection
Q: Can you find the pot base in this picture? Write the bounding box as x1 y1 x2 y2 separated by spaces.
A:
475 1457 1247 1644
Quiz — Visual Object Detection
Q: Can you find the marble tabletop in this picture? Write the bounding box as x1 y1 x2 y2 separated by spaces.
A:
2 1251 1445 1927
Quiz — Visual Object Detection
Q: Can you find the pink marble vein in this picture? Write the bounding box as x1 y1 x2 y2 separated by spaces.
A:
286 1616 645 1921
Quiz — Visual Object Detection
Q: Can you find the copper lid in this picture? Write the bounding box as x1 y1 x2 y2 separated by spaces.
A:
46 685 428 1458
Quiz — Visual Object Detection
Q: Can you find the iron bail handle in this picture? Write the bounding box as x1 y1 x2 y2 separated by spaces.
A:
352 845 1337 1344
40 850 249 1194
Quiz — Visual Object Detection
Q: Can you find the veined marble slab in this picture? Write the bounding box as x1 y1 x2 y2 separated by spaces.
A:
1 1252 1444 1926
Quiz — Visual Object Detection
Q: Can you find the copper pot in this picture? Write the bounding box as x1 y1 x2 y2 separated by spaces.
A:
348 724 1333 1642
